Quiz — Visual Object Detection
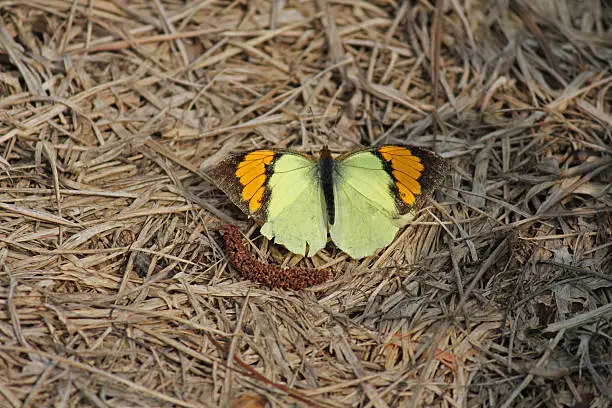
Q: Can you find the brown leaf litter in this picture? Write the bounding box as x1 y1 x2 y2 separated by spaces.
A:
0 0 610 407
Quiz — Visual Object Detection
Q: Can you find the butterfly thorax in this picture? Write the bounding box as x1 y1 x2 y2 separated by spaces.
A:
318 146 335 226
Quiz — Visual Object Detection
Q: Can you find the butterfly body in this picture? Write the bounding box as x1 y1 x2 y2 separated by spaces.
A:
318 147 336 225
210 145 449 259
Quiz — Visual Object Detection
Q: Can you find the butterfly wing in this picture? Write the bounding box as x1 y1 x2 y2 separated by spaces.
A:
330 145 449 259
209 149 328 257
209 149 276 223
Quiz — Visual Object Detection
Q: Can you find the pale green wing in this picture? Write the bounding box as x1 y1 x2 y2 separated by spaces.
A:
260 153 328 257
330 151 415 259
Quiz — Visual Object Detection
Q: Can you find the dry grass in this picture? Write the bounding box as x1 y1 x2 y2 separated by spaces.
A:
0 0 611 407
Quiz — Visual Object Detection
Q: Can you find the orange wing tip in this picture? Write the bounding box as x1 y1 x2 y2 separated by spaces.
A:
237 154 273 169
379 146 415 156
235 160 262 176
393 170 422 195
379 145 446 205
244 150 274 160
397 184 416 205
380 149 425 174
379 146 410 153
381 149 423 166
248 186 265 212
234 151 276 213
392 164 422 179
397 159 425 172
237 164 265 185
241 174 266 201
393 154 423 165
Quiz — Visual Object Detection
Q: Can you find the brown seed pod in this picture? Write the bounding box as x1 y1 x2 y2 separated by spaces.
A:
220 225 330 290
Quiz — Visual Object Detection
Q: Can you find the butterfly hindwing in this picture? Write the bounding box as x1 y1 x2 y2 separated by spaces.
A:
210 149 328 257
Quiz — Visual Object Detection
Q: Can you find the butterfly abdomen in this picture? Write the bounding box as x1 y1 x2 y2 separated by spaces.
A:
319 147 335 225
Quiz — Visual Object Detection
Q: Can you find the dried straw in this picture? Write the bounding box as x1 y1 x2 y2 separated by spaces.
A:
0 0 610 407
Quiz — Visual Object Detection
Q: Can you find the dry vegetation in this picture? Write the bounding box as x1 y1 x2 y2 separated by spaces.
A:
0 0 611 407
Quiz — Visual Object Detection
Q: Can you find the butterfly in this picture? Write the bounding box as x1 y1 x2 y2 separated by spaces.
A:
209 145 450 259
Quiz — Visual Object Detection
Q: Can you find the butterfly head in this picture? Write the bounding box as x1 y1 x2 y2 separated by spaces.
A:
319 145 332 160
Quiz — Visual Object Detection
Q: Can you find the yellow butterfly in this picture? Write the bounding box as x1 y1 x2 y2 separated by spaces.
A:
210 145 449 259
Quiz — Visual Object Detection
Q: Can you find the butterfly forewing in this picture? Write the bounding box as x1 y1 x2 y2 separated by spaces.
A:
329 145 449 258
330 150 407 258
377 145 450 208
209 150 274 223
